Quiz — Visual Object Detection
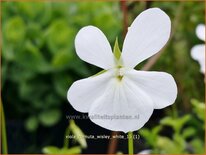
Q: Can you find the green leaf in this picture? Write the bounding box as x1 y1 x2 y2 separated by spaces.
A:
113 37 121 60
52 49 74 70
70 120 87 148
3 16 26 43
173 134 186 151
19 80 49 102
191 99 205 121
38 109 62 127
16 41 51 73
42 146 60 154
160 115 191 133
16 2 46 19
157 136 183 154
53 73 73 98
92 70 107 77
46 20 75 54
27 23 45 48
67 58 91 76
2 16 26 61
139 126 162 147
25 116 39 132
59 146 81 154
182 127 196 139
190 138 205 153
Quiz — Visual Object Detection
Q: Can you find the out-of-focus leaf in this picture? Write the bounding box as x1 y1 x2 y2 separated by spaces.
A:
38 109 61 126
2 16 26 61
42 146 60 154
157 136 184 154
68 57 91 76
19 80 49 102
59 147 81 154
173 134 186 151
8 65 35 82
93 4 122 42
160 115 191 133
16 41 51 73
190 138 205 153
70 120 87 148
46 20 76 54
191 99 205 121
52 49 74 70
25 116 39 132
3 16 26 43
182 127 196 139
53 73 73 98
42 146 81 154
16 2 46 19
139 126 162 147
27 23 45 48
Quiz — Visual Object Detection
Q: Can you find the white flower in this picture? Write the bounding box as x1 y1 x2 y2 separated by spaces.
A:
67 8 177 133
191 24 205 73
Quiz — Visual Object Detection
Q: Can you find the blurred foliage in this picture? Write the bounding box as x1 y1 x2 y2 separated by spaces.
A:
42 120 86 154
2 2 122 131
140 99 205 154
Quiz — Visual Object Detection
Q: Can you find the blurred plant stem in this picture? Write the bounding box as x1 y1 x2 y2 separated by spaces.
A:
63 124 70 148
172 104 178 118
1 99 8 154
121 0 128 38
128 132 134 155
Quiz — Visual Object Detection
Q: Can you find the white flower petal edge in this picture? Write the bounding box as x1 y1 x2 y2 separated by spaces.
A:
191 44 205 73
125 70 178 109
67 70 114 113
75 26 115 69
196 24 205 41
121 8 171 68
89 74 154 133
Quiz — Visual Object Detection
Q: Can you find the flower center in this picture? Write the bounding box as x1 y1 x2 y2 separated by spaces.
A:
116 66 125 81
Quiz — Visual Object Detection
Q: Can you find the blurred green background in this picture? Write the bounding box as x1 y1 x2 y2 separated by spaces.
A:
1 1 205 154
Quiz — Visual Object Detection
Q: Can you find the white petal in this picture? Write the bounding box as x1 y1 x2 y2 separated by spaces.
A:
125 70 177 109
196 24 205 41
75 26 115 69
67 70 114 113
121 8 171 68
191 44 205 73
89 77 154 133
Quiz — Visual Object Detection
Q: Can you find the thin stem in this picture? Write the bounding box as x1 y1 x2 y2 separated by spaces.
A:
63 125 70 148
128 131 134 155
1 99 8 154
121 0 128 38
172 104 178 118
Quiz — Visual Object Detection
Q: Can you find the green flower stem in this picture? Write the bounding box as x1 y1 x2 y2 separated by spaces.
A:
128 131 134 155
1 99 8 154
63 125 70 148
